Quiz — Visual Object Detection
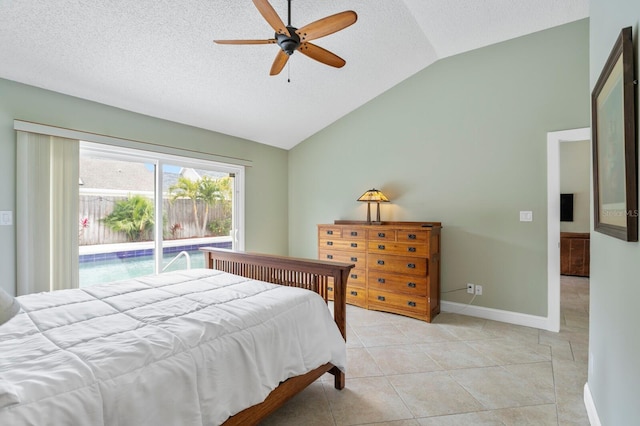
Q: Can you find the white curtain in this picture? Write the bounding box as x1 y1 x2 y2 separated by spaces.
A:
16 131 79 295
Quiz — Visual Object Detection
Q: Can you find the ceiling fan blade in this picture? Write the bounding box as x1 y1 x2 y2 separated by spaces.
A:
270 50 289 75
252 0 290 37
296 11 357 42
297 42 346 68
214 39 276 45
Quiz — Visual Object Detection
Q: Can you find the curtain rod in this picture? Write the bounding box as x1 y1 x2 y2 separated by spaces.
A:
13 119 253 167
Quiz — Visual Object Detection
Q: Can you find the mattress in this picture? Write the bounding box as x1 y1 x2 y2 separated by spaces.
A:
0 268 346 425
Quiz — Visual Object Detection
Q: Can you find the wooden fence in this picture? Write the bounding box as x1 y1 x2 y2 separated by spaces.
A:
78 195 231 245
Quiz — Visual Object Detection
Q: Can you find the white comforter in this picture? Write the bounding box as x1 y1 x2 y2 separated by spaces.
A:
0 269 346 425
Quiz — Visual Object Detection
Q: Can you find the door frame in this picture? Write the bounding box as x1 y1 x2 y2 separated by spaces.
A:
546 127 590 332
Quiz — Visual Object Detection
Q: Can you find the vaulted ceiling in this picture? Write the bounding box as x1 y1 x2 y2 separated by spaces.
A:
0 1 588 149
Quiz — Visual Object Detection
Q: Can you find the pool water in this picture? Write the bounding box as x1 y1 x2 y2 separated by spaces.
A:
79 250 207 287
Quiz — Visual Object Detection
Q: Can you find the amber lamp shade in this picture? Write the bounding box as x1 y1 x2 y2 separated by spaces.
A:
357 189 390 224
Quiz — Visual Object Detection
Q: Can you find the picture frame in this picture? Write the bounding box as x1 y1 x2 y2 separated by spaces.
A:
592 26 638 242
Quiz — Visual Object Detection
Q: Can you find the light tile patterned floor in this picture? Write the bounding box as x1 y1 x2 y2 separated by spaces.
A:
261 276 590 425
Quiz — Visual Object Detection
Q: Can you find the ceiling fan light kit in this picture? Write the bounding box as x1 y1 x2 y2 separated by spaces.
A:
214 0 357 76
276 29 300 55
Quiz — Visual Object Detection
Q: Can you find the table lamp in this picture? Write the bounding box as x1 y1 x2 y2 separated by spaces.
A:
357 188 389 224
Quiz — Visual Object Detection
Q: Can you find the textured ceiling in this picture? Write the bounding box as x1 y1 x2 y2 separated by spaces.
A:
0 1 588 150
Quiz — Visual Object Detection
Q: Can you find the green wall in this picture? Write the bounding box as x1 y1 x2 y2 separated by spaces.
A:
0 78 289 297
289 19 590 317
560 140 591 233
588 0 640 423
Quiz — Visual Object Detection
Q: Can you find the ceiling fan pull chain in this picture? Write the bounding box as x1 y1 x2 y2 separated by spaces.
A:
287 61 291 83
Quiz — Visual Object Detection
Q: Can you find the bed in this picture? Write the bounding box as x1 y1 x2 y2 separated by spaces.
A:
0 248 354 425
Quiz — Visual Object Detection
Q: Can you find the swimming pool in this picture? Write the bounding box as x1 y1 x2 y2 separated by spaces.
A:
79 242 231 287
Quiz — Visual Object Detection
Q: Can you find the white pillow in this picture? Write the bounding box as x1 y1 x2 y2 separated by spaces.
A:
0 287 20 326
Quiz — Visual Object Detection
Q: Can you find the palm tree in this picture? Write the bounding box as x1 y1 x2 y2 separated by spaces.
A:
198 176 226 236
102 195 155 241
169 176 200 235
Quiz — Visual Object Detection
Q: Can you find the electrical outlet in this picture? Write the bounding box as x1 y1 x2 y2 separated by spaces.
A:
519 211 533 222
475 285 483 295
467 283 475 294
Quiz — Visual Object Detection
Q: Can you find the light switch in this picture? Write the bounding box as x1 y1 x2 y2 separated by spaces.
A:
0 211 13 226
519 211 533 222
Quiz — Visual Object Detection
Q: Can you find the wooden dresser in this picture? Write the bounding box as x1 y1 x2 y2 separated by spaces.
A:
560 232 590 277
318 221 441 322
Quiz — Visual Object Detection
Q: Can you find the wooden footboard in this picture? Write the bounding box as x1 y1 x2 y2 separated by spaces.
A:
201 248 353 341
200 248 353 425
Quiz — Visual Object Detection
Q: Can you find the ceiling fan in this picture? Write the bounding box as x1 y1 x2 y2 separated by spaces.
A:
214 0 357 76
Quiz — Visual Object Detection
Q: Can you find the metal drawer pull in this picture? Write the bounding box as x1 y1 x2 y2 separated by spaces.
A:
378 296 386 301
351 231 358 236
350 291 358 296
408 247 416 252
327 254 333 259
378 278 385 284
377 260 385 265
407 263 416 268
351 243 358 248
408 234 417 240
407 301 417 307
351 257 358 262
351 274 358 279
378 232 385 237
327 230 333 235
378 244 385 250
328 286 333 291
407 282 416 288
327 241 333 246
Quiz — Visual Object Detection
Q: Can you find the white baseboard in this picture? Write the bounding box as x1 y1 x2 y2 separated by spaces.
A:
584 382 601 426
440 301 551 330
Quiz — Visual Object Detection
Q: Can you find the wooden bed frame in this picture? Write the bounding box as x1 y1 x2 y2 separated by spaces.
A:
200 248 354 426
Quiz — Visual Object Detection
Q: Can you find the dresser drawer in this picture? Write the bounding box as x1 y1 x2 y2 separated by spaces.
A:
346 267 367 287
368 273 427 295
319 239 365 251
318 226 342 238
369 254 427 276
341 227 366 240
367 241 428 257
346 286 367 307
397 229 429 244
368 290 427 315
319 249 365 268
326 278 366 299
368 229 396 242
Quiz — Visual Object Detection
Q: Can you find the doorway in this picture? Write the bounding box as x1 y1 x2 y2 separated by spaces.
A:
546 128 590 332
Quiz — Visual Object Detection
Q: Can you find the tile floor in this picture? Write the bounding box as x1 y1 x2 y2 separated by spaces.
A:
262 276 590 425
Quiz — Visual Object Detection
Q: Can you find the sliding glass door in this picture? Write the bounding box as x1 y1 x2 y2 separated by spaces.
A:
79 142 244 287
